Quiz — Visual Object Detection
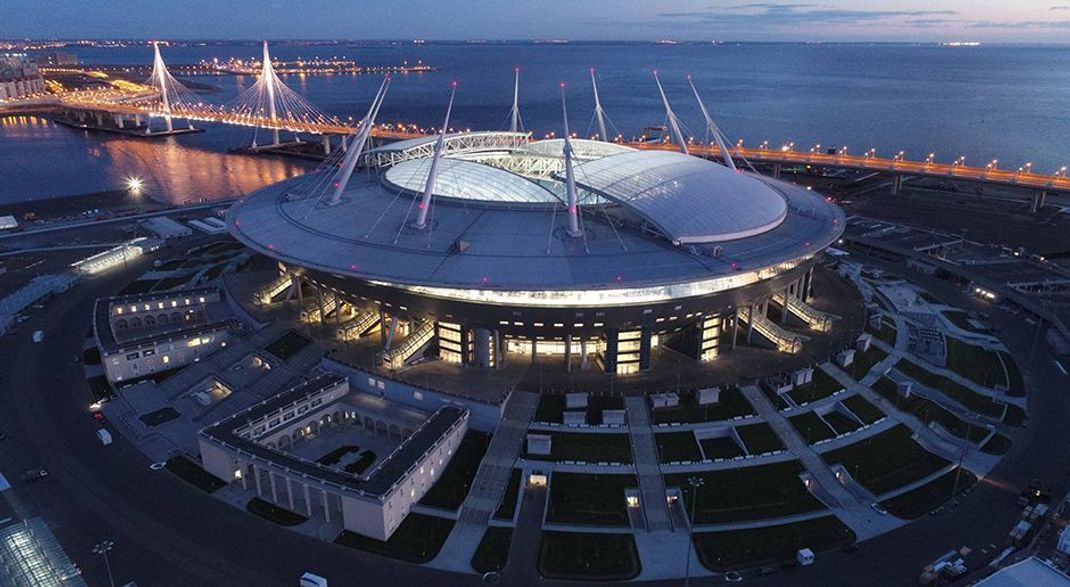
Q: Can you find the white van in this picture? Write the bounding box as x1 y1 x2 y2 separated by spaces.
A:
299 573 327 587
97 429 113 446
32 330 44 343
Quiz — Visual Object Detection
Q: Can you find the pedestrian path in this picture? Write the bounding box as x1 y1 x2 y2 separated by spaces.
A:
430 390 538 572
740 385 902 540
624 396 673 532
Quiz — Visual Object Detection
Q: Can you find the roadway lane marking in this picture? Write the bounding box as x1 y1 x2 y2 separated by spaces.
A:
1056 360 1068 376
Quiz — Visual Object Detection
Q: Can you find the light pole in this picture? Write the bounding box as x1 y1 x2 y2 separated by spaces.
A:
684 476 705 587
92 540 116 587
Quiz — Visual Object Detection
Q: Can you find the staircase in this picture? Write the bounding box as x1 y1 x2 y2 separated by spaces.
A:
337 309 379 341
382 321 434 369
740 306 810 353
772 292 838 332
256 273 293 304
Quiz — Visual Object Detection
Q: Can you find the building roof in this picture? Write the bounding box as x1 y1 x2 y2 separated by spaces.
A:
384 158 560 204
973 558 1070 587
570 150 788 244
201 373 467 499
228 133 843 298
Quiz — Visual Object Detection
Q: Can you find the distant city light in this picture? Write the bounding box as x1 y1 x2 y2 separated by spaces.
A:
126 176 144 191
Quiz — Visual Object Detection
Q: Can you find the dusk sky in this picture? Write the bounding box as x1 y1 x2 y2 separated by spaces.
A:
4 1 1070 43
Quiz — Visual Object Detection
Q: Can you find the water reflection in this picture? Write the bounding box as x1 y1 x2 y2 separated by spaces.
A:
0 114 309 205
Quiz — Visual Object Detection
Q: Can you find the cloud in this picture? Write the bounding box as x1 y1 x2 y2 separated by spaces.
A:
973 19 1070 28
658 4 959 27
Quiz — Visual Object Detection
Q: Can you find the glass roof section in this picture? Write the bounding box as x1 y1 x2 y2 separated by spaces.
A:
384 158 562 204
570 150 788 244
519 138 635 160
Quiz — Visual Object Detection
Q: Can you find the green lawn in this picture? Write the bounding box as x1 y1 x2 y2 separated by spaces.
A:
656 431 703 463
873 376 991 442
666 461 823 524
246 497 307 526
821 425 949 495
823 411 863 436
981 434 1013 455
759 383 792 410
650 387 755 424
842 395 885 424
736 422 785 454
788 411 837 443
420 431 490 510
866 319 898 346
471 527 513 574
700 436 744 459
547 473 636 526
693 516 855 572
493 469 523 520
264 330 312 360
525 432 633 464
945 338 1008 390
881 468 977 518
787 368 844 406
999 352 1026 397
334 514 454 563
166 456 226 493
897 360 1007 418
534 393 566 424
539 532 640 580
942 310 989 334
850 346 891 380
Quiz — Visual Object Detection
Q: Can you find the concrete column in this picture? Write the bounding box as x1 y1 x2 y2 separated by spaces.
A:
580 339 589 370
239 462 248 490
287 478 295 510
317 286 325 324
565 334 572 373
1031 190 1048 214
134 114 142 127
473 328 492 368
304 483 313 516
94 112 104 126
494 329 503 368
805 266 815 301
253 465 263 496
323 135 332 156
114 113 124 128
638 325 652 372
772 162 782 179
747 304 755 343
732 308 740 349
341 136 348 152
269 471 279 503
891 173 904 195
530 339 537 365
322 489 331 523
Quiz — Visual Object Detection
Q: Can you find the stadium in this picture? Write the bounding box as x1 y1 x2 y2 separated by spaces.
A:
227 129 845 376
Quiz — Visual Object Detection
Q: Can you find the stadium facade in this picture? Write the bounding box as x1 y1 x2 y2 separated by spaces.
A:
228 131 845 375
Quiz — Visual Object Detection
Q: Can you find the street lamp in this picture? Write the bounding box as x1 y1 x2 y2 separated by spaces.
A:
92 540 116 587
684 476 705 587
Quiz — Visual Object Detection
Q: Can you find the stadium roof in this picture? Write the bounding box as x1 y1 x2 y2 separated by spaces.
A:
570 150 788 245
385 158 560 204
518 138 634 159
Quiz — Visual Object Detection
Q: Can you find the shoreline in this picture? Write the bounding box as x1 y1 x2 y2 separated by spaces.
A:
0 189 174 226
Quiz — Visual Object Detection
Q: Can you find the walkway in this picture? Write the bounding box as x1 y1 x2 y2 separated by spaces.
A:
624 396 673 532
740 385 902 540
431 391 539 572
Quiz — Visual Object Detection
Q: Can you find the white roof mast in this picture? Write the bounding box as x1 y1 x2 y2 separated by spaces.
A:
590 68 608 142
327 75 390 206
413 82 457 230
509 67 522 133
560 83 582 238
653 71 688 155
688 75 736 171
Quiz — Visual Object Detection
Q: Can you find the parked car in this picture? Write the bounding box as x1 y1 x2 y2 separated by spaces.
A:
22 469 48 482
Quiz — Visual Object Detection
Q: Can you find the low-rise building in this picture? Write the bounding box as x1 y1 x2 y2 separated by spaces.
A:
199 373 468 541
93 287 228 383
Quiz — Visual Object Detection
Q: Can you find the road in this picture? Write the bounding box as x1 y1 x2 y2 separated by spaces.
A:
0 254 488 587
